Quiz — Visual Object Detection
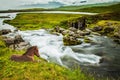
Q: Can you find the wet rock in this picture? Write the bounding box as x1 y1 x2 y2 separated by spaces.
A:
84 37 92 43
51 32 60 36
54 26 65 33
0 16 10 18
14 35 24 43
104 27 114 33
62 30 74 36
113 39 120 44
0 29 11 35
63 35 82 46
69 27 77 32
76 30 91 36
113 33 120 39
92 26 103 32
99 56 112 64
91 32 101 36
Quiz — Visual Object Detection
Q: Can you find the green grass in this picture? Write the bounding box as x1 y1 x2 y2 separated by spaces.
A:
4 13 81 30
55 2 120 13
0 36 96 80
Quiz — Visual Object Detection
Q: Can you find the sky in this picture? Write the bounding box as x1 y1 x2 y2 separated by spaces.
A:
0 0 119 10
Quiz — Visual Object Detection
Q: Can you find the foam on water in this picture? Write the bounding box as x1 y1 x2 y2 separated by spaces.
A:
18 29 101 67
0 13 101 68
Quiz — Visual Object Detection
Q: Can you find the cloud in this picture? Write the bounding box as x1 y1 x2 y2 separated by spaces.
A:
0 0 119 10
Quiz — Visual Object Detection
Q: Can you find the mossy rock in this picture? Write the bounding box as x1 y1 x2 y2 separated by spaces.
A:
63 35 82 46
84 37 92 43
103 27 114 33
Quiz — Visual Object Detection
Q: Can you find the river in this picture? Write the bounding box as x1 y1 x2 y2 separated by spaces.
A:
0 12 120 79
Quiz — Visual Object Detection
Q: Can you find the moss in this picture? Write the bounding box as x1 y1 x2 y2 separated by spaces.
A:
84 37 92 43
63 35 82 46
89 20 120 37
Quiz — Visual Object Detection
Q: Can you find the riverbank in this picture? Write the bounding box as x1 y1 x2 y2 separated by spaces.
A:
4 13 82 30
0 13 97 80
0 36 96 80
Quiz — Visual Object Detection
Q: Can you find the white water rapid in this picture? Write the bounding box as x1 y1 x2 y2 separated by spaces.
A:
0 12 101 68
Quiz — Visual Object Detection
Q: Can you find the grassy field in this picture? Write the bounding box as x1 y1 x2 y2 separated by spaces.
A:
0 36 96 80
4 13 81 30
55 2 120 13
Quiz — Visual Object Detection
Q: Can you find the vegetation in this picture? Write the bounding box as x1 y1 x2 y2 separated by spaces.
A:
89 20 120 37
0 8 47 13
55 2 120 13
4 13 81 30
0 36 96 80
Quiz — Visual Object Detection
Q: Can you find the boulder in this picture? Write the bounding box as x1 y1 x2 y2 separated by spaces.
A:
92 26 103 32
113 33 120 39
54 26 65 33
14 35 24 43
63 35 82 46
76 30 91 36
69 27 77 32
0 29 11 35
84 37 92 43
104 27 114 33
113 39 120 44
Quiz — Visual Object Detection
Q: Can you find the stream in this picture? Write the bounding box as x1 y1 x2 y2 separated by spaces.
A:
0 12 120 79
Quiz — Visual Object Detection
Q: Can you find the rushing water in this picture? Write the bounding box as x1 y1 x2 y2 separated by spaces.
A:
0 12 120 78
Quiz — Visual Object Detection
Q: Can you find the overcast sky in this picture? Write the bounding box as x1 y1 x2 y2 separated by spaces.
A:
0 0 119 10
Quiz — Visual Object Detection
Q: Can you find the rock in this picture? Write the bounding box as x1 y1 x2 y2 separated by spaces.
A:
51 32 60 36
92 26 103 32
104 27 114 33
113 33 120 39
14 35 24 43
0 29 11 35
69 27 77 32
62 30 74 36
113 39 120 44
3 37 16 48
63 35 82 46
76 30 90 36
91 32 101 36
54 26 65 33
84 37 92 43
99 56 112 64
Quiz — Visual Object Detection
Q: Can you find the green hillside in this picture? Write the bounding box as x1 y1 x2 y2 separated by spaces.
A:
55 2 120 13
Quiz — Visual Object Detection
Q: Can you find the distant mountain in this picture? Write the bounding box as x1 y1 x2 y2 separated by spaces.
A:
55 1 120 11
20 1 65 9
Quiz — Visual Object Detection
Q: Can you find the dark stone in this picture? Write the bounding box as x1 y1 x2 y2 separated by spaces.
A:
104 27 114 33
113 39 120 44
14 35 24 43
113 33 120 39
92 26 103 32
0 29 11 35
71 18 86 30
63 35 82 46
